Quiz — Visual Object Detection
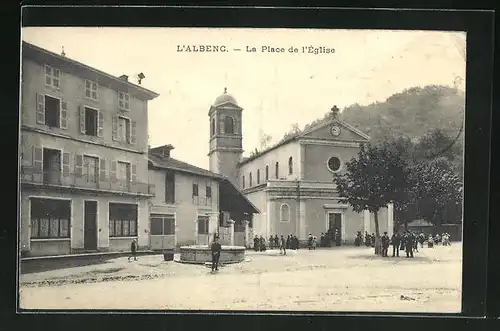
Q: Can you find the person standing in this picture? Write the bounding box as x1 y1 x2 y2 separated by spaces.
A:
293 235 299 250
381 232 390 257
405 231 414 258
308 233 313 250
274 235 279 249
210 236 222 272
312 236 317 250
128 239 138 262
320 233 325 247
391 232 401 257
335 229 341 246
253 236 259 252
279 235 286 255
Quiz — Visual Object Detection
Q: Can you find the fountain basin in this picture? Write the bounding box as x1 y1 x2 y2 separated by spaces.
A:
178 245 245 264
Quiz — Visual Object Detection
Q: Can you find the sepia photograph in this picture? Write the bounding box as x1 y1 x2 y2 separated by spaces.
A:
18 27 465 313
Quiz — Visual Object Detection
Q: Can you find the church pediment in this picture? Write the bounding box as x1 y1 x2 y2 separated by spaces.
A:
300 119 370 142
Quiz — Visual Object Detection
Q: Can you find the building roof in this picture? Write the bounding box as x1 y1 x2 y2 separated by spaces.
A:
213 87 238 107
239 117 370 166
148 153 260 214
148 154 224 179
22 41 160 101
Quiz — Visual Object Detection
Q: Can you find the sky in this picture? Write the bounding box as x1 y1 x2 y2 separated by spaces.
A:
21 28 466 170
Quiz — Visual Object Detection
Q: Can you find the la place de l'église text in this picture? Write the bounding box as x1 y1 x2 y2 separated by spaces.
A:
176 45 228 52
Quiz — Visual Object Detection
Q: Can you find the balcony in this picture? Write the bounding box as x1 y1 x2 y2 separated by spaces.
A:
20 167 155 197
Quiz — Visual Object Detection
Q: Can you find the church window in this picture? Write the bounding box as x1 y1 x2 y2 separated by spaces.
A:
327 156 342 172
280 204 290 222
249 172 253 186
211 118 215 136
288 157 293 175
224 116 234 134
242 175 245 189
257 169 260 184
275 162 279 179
265 165 269 181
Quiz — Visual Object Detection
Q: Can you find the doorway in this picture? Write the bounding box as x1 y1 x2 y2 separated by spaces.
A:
84 200 98 250
328 212 342 241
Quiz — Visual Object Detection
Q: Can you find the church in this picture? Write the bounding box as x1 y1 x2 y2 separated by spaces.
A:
208 88 395 245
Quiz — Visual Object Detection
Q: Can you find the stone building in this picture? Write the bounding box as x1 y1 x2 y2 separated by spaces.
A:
148 144 259 249
208 89 394 244
19 41 159 256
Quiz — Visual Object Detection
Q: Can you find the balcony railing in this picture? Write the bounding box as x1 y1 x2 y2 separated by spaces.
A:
20 167 155 196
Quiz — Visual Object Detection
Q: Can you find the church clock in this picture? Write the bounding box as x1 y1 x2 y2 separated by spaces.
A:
330 125 341 136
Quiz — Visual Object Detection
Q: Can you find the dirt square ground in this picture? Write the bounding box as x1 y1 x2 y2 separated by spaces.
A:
19 243 462 312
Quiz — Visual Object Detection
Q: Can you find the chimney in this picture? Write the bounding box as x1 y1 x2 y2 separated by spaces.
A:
61 46 66 57
150 144 175 158
119 75 129 82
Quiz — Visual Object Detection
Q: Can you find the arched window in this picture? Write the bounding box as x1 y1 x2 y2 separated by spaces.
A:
257 169 260 184
280 204 290 222
288 157 293 175
242 175 245 189
211 118 215 136
275 162 279 179
265 165 269 181
224 116 234 134
249 172 253 187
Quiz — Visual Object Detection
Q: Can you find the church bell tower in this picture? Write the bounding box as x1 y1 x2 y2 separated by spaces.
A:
208 88 243 188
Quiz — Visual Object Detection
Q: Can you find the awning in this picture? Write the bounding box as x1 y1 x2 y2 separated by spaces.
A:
219 179 260 214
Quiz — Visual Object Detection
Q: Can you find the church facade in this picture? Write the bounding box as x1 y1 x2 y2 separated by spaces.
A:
208 89 394 245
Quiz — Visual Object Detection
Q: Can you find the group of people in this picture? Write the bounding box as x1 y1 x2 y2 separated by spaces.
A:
254 234 301 253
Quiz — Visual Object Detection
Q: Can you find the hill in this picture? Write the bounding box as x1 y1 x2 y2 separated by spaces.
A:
297 85 464 143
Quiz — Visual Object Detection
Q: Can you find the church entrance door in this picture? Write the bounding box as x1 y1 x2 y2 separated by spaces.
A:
328 212 342 244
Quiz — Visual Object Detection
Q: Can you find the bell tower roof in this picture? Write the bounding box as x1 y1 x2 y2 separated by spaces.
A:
213 87 238 107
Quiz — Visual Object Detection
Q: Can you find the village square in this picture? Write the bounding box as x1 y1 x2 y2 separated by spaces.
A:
18 29 465 312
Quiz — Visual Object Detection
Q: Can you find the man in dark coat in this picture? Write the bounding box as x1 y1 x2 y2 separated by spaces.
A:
381 232 390 257
293 235 299 250
210 236 222 272
269 235 274 249
404 231 414 258
364 231 370 247
128 239 138 262
274 235 279 249
320 233 325 247
391 232 401 257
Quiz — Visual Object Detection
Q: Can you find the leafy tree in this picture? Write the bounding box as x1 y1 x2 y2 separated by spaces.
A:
410 157 463 227
333 143 410 254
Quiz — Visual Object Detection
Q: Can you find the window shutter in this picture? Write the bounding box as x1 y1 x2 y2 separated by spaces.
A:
74 154 83 176
131 164 137 183
36 93 45 124
79 106 86 134
219 118 225 134
130 121 137 145
112 116 118 141
99 158 107 180
110 160 117 181
97 111 104 137
62 152 70 177
33 146 43 172
60 100 68 129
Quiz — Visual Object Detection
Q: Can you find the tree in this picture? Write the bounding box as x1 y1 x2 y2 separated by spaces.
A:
410 157 463 227
279 123 302 143
333 142 410 255
259 131 273 150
